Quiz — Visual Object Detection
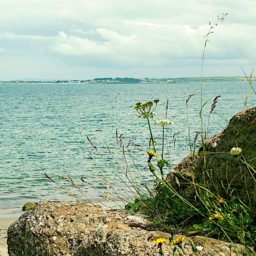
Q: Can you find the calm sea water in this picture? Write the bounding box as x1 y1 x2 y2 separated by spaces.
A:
0 80 254 216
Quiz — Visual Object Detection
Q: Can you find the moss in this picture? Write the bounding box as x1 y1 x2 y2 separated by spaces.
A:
22 202 38 211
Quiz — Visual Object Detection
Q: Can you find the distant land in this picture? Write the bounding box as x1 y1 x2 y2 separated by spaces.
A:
0 76 249 84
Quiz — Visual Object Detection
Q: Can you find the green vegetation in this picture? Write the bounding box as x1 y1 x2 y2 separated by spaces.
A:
125 14 256 254
125 99 256 253
22 202 38 211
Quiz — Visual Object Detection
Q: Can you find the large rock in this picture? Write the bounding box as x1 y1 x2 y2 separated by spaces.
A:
168 107 256 206
7 201 249 255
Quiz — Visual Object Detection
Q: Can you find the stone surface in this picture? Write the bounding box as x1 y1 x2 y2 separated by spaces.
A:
8 201 252 255
167 106 256 205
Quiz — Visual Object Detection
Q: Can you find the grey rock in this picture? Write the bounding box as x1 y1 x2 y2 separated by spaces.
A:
8 201 251 255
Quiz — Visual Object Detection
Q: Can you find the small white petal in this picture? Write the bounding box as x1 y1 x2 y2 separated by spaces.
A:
196 245 204 251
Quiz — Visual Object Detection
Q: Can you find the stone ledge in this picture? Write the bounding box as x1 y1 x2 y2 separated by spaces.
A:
8 201 251 256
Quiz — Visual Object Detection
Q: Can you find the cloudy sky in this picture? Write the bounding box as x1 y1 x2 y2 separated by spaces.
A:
0 0 255 80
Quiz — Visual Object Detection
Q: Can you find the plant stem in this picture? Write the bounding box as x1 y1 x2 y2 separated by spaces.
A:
147 117 156 152
162 126 165 159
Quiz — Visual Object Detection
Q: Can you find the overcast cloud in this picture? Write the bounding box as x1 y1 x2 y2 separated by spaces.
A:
0 0 255 79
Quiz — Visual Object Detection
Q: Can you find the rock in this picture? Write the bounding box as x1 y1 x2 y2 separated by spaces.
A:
167 107 256 206
7 201 251 255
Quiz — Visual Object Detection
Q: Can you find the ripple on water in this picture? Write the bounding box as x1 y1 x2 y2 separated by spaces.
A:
0 81 254 214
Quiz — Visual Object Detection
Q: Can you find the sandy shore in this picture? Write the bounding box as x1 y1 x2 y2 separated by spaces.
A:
0 217 20 256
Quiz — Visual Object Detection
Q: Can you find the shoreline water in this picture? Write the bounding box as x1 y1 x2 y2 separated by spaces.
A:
1 81 252 214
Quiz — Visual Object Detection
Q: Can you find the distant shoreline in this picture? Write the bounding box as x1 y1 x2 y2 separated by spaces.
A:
0 76 248 84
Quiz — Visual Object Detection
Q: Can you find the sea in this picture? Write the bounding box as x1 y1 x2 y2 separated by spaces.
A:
0 79 255 217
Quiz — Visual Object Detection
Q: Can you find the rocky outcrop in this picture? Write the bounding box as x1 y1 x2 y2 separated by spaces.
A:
168 107 256 205
8 201 250 255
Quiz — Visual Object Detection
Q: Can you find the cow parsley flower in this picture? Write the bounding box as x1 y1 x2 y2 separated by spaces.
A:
155 119 173 126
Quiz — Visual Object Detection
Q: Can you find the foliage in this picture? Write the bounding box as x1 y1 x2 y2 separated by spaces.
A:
126 96 256 252
124 14 256 253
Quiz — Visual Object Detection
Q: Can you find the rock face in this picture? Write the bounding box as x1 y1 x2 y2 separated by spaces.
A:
168 107 256 206
8 201 250 256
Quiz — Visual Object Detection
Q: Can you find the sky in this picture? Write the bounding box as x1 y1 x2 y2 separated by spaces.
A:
0 0 255 80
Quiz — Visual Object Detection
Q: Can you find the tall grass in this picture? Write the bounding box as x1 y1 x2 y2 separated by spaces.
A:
125 14 256 254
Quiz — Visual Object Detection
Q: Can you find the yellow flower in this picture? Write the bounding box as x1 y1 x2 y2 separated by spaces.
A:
216 197 225 205
170 235 186 247
209 211 224 221
147 150 157 158
153 237 167 245
230 147 242 156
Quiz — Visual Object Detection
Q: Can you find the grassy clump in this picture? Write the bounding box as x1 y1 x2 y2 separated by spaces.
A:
125 100 256 252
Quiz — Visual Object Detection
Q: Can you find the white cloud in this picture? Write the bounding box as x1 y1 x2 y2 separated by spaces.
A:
51 31 111 56
0 32 50 41
0 0 255 79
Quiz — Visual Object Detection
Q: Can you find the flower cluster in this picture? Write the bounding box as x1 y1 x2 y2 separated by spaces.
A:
230 147 242 156
134 100 159 119
155 119 173 126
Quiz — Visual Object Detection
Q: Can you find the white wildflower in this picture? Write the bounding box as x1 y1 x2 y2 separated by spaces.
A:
155 119 173 126
212 142 217 149
230 147 242 156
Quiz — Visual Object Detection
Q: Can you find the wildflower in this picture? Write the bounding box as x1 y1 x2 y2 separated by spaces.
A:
212 142 217 149
155 119 173 126
134 100 158 119
147 150 157 158
230 147 242 156
215 196 225 205
153 237 167 245
209 211 224 221
170 235 186 247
